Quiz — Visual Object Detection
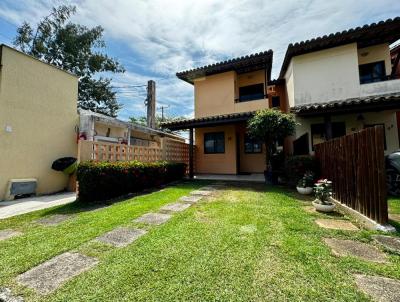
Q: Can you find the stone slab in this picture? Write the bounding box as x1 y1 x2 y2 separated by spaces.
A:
0 229 22 241
198 186 217 191
303 206 317 214
16 252 98 294
190 190 213 196
133 213 171 225
0 288 24 302
36 214 71 226
315 219 359 231
179 195 202 204
355 274 400 302
95 227 147 247
373 235 400 253
324 238 387 263
160 203 191 213
389 213 400 222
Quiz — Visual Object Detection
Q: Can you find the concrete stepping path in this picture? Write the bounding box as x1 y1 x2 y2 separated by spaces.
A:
95 227 147 247
355 274 400 302
160 202 191 213
179 195 203 204
389 213 400 222
133 213 171 225
0 287 24 302
36 214 71 226
0 229 22 241
324 238 387 263
303 206 316 214
17 252 98 295
315 219 359 231
373 235 400 253
198 186 218 191
190 190 213 196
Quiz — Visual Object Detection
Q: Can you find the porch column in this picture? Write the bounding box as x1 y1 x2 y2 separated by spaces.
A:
324 115 332 141
189 127 194 179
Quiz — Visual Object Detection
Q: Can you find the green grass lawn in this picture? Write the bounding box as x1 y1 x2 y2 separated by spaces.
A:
389 196 400 215
1 182 400 301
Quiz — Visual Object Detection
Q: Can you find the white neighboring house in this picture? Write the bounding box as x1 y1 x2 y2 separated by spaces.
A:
274 17 400 155
78 109 185 148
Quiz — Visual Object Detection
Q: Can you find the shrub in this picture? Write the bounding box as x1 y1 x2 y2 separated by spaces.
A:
77 160 187 203
284 155 319 187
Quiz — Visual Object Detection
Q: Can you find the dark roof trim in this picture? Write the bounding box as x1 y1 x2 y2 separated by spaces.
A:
279 17 400 78
176 50 273 84
292 93 400 116
161 111 255 130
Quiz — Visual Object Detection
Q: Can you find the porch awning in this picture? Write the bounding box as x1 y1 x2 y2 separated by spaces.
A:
160 111 255 130
292 93 400 116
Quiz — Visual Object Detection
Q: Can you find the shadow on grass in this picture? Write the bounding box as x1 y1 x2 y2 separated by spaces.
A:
37 179 211 217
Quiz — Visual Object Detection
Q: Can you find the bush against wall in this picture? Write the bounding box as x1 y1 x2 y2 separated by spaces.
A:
284 155 319 186
77 161 187 202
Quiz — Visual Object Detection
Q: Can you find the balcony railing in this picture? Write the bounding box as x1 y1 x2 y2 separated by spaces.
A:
360 75 400 97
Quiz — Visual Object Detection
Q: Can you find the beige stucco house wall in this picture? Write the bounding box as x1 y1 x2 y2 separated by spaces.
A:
0 45 78 200
194 70 269 118
192 67 271 174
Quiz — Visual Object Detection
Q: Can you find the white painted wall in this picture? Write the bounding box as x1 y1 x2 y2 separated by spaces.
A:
285 43 399 106
286 43 360 105
285 61 295 107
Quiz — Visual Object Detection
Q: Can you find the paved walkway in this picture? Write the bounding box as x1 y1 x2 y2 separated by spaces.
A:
0 192 76 220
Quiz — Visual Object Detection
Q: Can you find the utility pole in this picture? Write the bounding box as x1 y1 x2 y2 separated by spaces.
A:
145 80 156 128
158 105 170 122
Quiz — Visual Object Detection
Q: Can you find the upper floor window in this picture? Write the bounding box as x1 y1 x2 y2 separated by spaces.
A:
204 132 225 154
244 135 262 153
239 83 264 102
359 61 386 84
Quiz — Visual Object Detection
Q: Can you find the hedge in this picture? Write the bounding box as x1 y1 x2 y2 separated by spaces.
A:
77 160 187 203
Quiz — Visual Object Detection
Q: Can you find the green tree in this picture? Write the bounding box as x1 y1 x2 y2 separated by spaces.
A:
13 5 124 117
247 109 297 179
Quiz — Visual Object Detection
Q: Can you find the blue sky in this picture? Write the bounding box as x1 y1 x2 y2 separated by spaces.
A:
0 0 399 121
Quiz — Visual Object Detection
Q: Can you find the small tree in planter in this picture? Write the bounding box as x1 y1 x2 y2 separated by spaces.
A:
247 109 296 183
312 179 335 212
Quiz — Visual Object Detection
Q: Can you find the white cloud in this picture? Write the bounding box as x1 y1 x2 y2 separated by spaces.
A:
0 0 399 119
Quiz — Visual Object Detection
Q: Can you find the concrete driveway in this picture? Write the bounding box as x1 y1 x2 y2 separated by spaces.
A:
0 192 76 219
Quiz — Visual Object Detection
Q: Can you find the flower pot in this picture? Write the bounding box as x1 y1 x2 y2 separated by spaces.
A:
312 199 335 212
296 186 313 195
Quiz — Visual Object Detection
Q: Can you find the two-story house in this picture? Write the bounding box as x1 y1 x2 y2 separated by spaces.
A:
163 17 400 178
162 50 285 176
279 18 400 155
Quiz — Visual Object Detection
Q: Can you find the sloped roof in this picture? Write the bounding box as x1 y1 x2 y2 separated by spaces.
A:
292 93 400 116
161 111 255 130
176 50 273 84
279 17 400 78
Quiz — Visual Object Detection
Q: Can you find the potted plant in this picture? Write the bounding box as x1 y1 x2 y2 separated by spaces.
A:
247 109 297 184
296 171 314 194
312 179 335 212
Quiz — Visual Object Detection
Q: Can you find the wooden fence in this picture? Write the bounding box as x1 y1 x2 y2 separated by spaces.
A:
78 138 194 173
314 126 388 224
